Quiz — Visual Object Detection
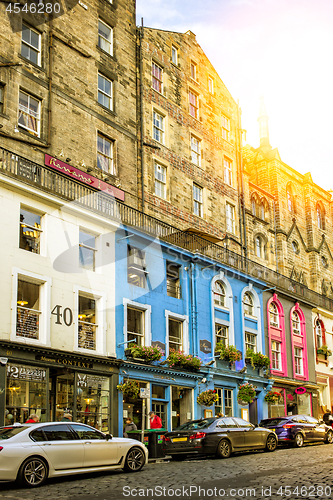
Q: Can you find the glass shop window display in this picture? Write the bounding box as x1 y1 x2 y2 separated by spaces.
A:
76 374 110 432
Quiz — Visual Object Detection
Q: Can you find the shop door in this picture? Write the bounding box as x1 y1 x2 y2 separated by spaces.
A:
49 370 74 422
249 400 258 425
171 386 192 429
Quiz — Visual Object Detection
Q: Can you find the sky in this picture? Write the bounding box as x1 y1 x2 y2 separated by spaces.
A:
136 0 333 192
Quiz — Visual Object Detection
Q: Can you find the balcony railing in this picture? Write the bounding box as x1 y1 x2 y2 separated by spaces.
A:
1 145 333 310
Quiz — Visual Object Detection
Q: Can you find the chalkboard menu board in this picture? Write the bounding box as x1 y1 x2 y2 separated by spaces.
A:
16 308 39 339
78 323 96 350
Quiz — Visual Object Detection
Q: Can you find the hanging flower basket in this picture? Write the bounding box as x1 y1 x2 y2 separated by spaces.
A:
245 349 270 371
166 350 202 370
317 345 332 357
197 389 219 407
237 383 256 404
116 379 140 399
264 390 281 403
126 343 164 362
215 343 242 364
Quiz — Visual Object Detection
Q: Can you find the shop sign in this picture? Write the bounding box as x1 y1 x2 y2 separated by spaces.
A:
45 154 125 201
35 355 93 369
77 374 107 388
200 340 212 354
7 364 46 381
295 387 307 394
140 387 150 398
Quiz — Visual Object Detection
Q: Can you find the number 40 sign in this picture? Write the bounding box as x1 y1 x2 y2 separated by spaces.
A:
51 305 73 326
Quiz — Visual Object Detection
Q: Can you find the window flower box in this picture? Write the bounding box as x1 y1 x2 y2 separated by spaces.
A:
215 344 242 364
166 350 202 370
125 344 163 363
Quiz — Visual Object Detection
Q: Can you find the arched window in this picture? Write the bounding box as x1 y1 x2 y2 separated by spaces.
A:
213 281 226 307
315 319 324 348
292 311 301 335
255 236 266 259
243 292 254 316
287 190 293 212
269 302 279 327
260 203 265 220
317 205 324 229
252 199 256 216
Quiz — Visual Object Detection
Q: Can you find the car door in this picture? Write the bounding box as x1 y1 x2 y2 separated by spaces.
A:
292 416 311 441
70 424 119 468
232 418 264 448
216 417 245 449
30 424 85 471
305 416 326 441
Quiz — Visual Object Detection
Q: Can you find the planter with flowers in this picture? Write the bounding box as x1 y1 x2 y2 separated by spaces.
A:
125 343 163 363
264 390 281 403
215 343 242 367
197 389 219 407
237 383 256 405
166 350 202 371
245 349 270 373
116 379 140 399
317 345 332 359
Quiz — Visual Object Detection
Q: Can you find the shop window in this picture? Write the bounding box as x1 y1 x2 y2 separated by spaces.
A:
169 318 183 351
245 332 257 353
171 386 192 429
122 380 147 431
78 294 97 350
243 292 254 316
127 246 147 287
18 90 40 137
6 363 47 424
152 62 163 93
76 373 110 432
213 281 226 307
215 388 233 417
151 385 165 399
16 279 41 340
127 307 144 346
271 341 281 370
19 207 42 253
166 261 181 299
55 372 74 422
267 387 285 418
79 230 96 271
269 302 279 327
215 323 228 346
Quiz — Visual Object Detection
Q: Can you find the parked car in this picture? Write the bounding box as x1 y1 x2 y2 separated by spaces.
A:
259 414 333 447
0 422 148 487
162 416 277 460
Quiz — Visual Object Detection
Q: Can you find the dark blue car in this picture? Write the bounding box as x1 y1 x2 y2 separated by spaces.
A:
259 415 333 447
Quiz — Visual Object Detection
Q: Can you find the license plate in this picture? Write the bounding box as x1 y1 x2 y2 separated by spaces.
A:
172 437 187 442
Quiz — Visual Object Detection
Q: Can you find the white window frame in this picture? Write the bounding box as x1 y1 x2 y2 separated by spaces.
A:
153 110 165 144
74 286 106 354
269 302 279 328
221 115 230 141
123 299 151 348
21 24 41 66
152 62 163 94
190 62 197 80
315 320 323 348
224 158 232 185
193 184 203 217
97 133 114 174
171 46 178 65
19 205 43 255
294 347 303 375
165 310 189 356
215 321 228 347
98 19 113 55
245 332 257 353
79 229 97 272
189 90 198 119
226 203 235 234
292 311 301 335
211 273 234 351
98 73 113 110
11 267 51 346
208 76 214 94
215 387 233 417
18 90 41 137
191 135 201 166
154 162 166 199
271 340 281 370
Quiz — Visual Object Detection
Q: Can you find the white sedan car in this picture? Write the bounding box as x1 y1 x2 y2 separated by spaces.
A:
0 422 148 487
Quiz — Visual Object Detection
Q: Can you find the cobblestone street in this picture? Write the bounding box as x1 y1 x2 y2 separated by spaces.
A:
1 443 332 500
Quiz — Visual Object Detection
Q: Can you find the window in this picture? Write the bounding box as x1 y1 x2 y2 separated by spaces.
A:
166 261 181 299
221 115 230 141
193 184 203 217
245 332 257 353
21 24 41 65
79 230 96 271
19 208 42 253
292 311 301 335
255 236 266 259
190 62 197 80
171 46 178 65
292 241 299 254
98 20 113 55
271 341 281 370
16 279 41 340
189 90 198 119
42 425 74 441
215 388 233 417
71 424 105 440
226 203 235 233
98 73 112 110
321 256 328 268
269 303 279 327
315 319 323 349
152 62 163 93
317 205 324 229
224 158 232 185
127 247 147 287
287 190 293 212
215 324 228 346
127 308 144 346
78 294 97 350
18 91 40 136
213 281 226 307
0 85 4 114
154 163 166 199
153 111 164 143
191 135 201 166
169 318 182 351
97 134 114 173
208 77 214 94
243 292 254 316
294 347 303 375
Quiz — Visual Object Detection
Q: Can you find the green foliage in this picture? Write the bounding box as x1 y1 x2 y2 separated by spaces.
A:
166 349 202 370
197 389 219 407
246 349 270 370
116 379 140 398
127 343 163 362
215 343 242 363
237 383 256 404
317 345 332 357
264 390 281 403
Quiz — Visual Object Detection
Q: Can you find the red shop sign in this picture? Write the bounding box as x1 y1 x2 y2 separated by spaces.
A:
295 387 307 394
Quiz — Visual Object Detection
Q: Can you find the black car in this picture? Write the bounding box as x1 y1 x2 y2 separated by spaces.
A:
162 416 277 459
259 414 333 447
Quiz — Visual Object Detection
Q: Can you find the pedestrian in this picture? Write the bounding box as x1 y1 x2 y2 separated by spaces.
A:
123 417 137 438
5 410 13 425
61 413 72 422
25 413 39 423
323 410 333 426
149 411 162 429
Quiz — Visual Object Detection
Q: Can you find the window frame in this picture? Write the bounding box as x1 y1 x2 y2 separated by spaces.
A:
19 206 43 254
243 292 254 316
215 323 228 347
97 133 114 174
0 84 4 114
190 62 197 80
271 340 281 370
18 90 41 137
152 62 163 94
221 115 230 141
98 19 113 56
226 202 235 234
21 23 41 66
127 246 147 288
294 347 303 376
166 261 181 299
154 162 167 199
245 332 257 353
224 158 232 185
74 286 106 354
193 183 203 217
189 90 199 119
165 310 189 356
153 110 165 144
208 76 214 94
98 73 113 110
213 281 226 308
171 46 178 65
191 135 201 166
79 229 97 272
123 299 151 349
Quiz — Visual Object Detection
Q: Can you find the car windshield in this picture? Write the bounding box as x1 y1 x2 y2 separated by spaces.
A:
260 418 288 426
0 426 26 439
174 418 216 431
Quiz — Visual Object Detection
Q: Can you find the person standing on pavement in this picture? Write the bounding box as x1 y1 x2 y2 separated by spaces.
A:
25 413 39 423
149 411 162 429
61 413 72 422
123 417 137 438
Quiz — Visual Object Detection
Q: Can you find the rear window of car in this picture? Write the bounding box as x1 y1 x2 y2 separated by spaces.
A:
0 426 26 439
260 419 288 427
174 418 216 431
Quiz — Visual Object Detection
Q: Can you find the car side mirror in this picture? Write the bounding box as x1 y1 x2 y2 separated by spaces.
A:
105 433 112 441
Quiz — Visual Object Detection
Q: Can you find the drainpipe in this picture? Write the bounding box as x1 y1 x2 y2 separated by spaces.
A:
235 101 243 259
47 22 53 147
139 18 145 213
273 197 279 273
190 262 198 356
237 101 247 261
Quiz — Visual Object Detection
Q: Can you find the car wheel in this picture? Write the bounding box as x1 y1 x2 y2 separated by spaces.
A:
18 456 48 487
325 430 333 444
216 439 231 459
294 433 304 448
265 434 277 452
123 446 146 472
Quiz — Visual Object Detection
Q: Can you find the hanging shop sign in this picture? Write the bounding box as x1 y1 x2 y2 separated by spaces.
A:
200 340 212 354
44 154 125 201
295 387 307 394
140 388 150 399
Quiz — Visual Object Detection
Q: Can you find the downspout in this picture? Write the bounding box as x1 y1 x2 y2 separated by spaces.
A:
273 197 279 273
139 18 145 213
237 101 247 261
190 262 198 356
235 100 243 259
48 22 53 147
